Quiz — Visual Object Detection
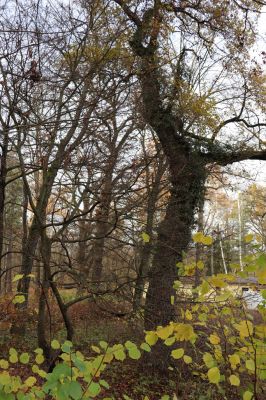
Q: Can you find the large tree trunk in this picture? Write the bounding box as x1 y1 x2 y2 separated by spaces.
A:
144 155 205 329
17 163 60 304
144 154 206 369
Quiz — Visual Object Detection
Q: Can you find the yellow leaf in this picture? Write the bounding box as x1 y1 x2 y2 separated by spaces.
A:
229 374 240 386
209 334 220 345
197 260 204 270
174 323 195 341
25 376 37 387
185 310 192 320
12 295 25 304
157 325 174 340
243 391 253 400
164 336 175 346
32 365 39 373
171 348 184 359
141 232 150 243
38 369 47 378
91 345 101 354
257 269 266 284
35 354 44 365
229 353 240 369
0 360 9 369
202 236 213 246
192 232 204 243
236 321 253 338
200 280 210 296
60 353 70 362
244 234 254 243
207 367 220 384
9 347 18 364
51 340 60 350
103 353 113 363
12 274 24 282
214 347 223 361
208 276 226 288
145 331 158 346
183 355 192 364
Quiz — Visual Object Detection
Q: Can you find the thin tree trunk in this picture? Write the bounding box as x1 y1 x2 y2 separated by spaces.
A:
91 171 113 285
5 229 13 294
0 130 8 293
37 234 52 360
238 193 244 271
133 155 165 311
195 197 204 288
38 232 74 360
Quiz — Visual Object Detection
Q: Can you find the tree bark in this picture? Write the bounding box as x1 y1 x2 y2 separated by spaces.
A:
133 153 165 312
38 232 74 360
91 168 113 285
0 130 8 293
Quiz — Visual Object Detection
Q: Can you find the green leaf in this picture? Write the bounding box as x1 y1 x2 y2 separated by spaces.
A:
256 254 266 268
99 380 110 389
88 381 101 397
34 348 43 355
113 345 126 361
61 340 73 353
171 348 184 359
243 391 253 400
19 353 30 364
68 381 83 400
99 341 108 350
51 340 60 350
128 347 141 360
183 355 192 364
140 343 151 352
246 359 255 372
9 348 18 363
203 352 216 368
